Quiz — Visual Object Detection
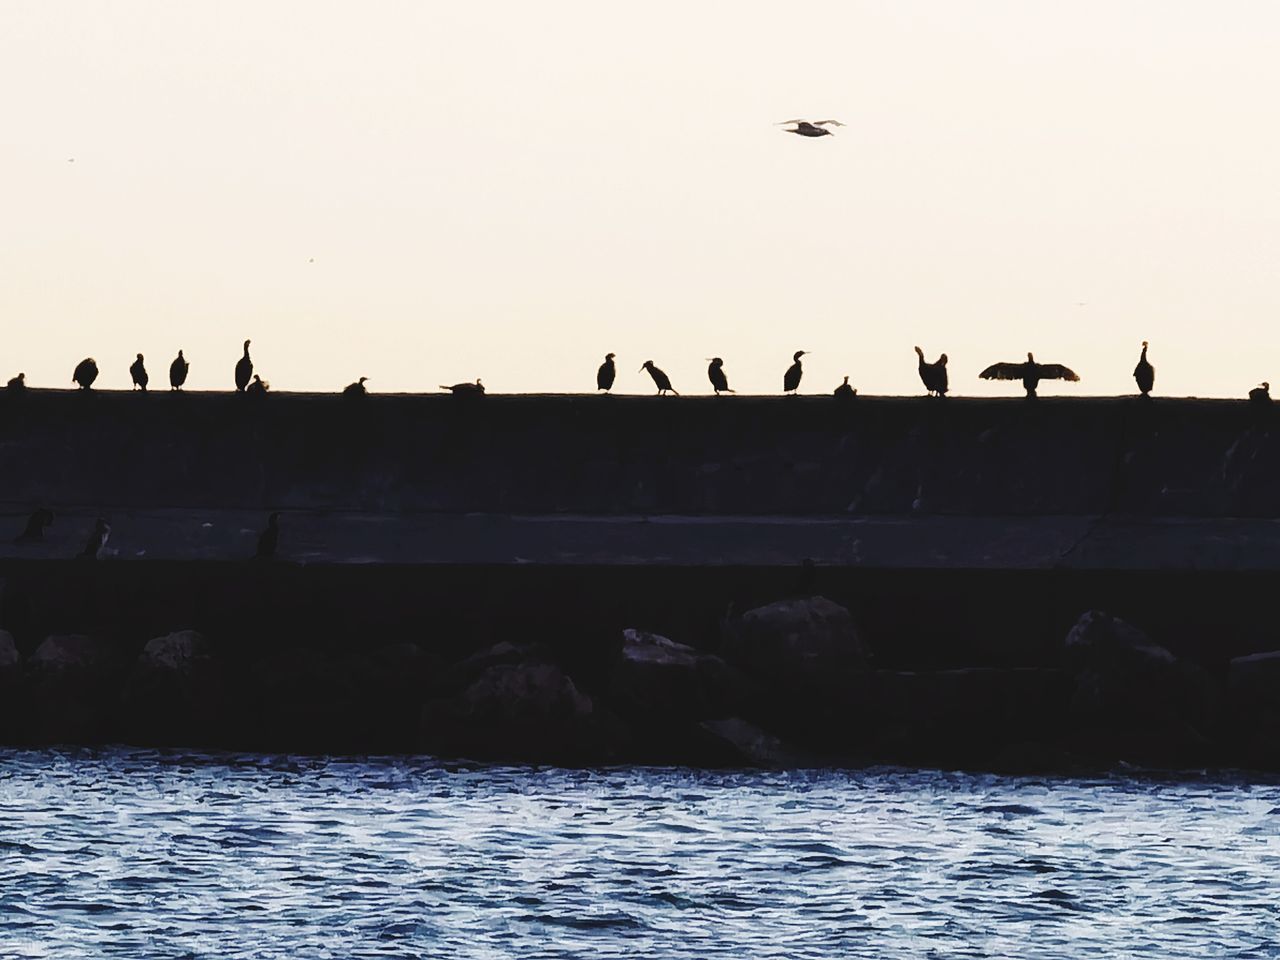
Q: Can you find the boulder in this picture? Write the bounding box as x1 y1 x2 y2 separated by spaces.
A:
609 628 754 721
722 595 868 694
25 634 125 743
122 631 224 745
696 717 798 767
433 641 553 696
1227 651 1280 767
1061 610 1216 760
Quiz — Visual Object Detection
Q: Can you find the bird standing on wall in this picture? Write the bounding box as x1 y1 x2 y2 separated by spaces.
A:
79 518 110 559
235 340 253 392
130 353 148 391
1133 341 1154 397
914 347 949 397
1249 382 1271 405
778 119 844 138
597 353 616 393
783 351 807 394
7 372 26 395
834 376 856 400
255 512 279 559
640 361 677 395
343 377 369 398
72 358 99 390
14 508 54 544
706 358 733 395
441 379 484 395
979 352 1079 398
170 350 189 391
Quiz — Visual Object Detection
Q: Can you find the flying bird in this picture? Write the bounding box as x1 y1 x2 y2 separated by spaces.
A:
235 340 253 392
778 119 844 138
170 350 189 390
72 358 99 390
640 361 677 395
783 351 807 394
130 353 148 391
597 353 616 393
441 379 485 395
979 352 1079 398
915 347 949 397
706 358 733 395
1133 341 1154 397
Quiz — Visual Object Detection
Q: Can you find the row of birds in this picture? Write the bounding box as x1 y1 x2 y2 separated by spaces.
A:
4 340 1274 402
13 509 281 561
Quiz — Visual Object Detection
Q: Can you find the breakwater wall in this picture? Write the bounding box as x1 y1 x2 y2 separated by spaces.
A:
1 390 1279 769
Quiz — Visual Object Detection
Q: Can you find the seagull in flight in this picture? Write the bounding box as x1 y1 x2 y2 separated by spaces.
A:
778 119 844 138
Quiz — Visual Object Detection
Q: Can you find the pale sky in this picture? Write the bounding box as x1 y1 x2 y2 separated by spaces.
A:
3 2 1278 396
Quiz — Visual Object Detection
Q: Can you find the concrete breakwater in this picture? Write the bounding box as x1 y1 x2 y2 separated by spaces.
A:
2 390 1280 767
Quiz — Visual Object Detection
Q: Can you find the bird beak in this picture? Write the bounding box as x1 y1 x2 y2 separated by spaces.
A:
638 366 645 373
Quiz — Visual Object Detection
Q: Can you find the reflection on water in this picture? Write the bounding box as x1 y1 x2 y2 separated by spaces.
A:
1 750 1278 958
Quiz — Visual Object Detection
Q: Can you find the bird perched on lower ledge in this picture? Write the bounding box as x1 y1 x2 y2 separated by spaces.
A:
254 512 279 559
78 518 110 559
980 352 1079 398
441 379 485 396
1249 382 1271 405
14 508 54 543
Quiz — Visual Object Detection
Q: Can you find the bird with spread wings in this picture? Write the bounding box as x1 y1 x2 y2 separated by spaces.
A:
979 352 1080 398
778 119 844 138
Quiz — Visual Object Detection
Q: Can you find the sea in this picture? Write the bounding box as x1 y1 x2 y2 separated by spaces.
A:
1 749 1277 958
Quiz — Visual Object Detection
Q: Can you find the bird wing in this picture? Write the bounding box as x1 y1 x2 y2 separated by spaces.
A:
979 362 1025 380
812 120 845 126
776 119 809 125
1038 364 1080 382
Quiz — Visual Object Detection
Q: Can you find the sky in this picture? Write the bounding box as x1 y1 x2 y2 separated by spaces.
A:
3 1 1278 397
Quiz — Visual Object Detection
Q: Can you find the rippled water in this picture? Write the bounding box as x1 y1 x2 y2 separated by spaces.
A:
1 751 1278 958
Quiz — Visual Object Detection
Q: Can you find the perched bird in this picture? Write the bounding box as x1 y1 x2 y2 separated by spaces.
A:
914 346 949 397
343 377 369 398
72 358 99 390
79 518 110 559
597 353 616 393
6 372 26 395
246 374 269 396
441 379 485 395
979 352 1080 398
834 376 856 400
169 350 189 391
640 361 677 395
255 512 279 559
778 119 844 138
1133 341 1154 397
1249 382 1271 405
14 508 54 543
707 358 733 395
783 351 807 394
130 353 148 391
235 339 253 392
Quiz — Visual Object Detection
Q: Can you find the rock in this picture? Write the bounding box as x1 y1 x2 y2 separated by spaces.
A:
25 634 125 743
122 631 224 745
1227 651 1280 767
609 628 753 721
697 717 797 767
433 641 553 696
722 595 868 693
1062 611 1216 760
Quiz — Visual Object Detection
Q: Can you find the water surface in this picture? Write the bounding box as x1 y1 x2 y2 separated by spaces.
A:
1 750 1277 958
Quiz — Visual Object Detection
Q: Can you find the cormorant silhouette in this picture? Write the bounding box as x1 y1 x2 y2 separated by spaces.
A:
235 340 253 392
979 352 1080 397
441 379 485 395
72 358 99 391
1249 382 1271 405
14 508 53 543
7 372 26 395
169 350 188 391
778 120 844 138
343 377 369 398
597 353 616 393
706 358 733 394
640 361 677 395
783 351 807 394
130 353 148 391
834 376 856 400
1133 341 1154 397
79 518 110 559
255 512 279 559
246 374 269 396
914 346 949 396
